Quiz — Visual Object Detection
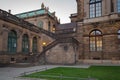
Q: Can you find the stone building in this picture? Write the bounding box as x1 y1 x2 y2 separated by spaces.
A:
15 3 59 47
16 3 59 32
1 0 120 65
0 4 58 64
74 0 120 64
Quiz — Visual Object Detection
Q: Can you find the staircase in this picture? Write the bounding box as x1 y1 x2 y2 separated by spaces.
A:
35 37 79 64
0 9 56 39
0 9 79 65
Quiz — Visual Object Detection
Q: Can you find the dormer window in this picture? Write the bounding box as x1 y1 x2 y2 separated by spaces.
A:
89 0 102 18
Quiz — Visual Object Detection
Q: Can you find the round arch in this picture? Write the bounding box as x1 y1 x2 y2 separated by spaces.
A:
89 29 103 51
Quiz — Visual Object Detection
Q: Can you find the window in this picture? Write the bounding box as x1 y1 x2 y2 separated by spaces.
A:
8 30 17 53
37 21 43 28
118 0 120 12
118 30 120 39
22 34 29 53
48 21 51 31
111 0 114 12
90 30 102 51
32 37 37 52
89 0 102 18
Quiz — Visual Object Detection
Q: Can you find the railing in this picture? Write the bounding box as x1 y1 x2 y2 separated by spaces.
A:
36 38 79 63
56 28 76 34
37 40 58 58
20 68 98 80
58 37 78 43
0 9 56 38
0 51 32 55
20 67 47 76
0 9 80 64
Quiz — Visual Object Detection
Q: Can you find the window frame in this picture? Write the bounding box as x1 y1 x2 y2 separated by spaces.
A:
117 0 120 12
32 37 37 52
89 0 102 18
22 34 29 53
89 30 103 52
8 30 17 53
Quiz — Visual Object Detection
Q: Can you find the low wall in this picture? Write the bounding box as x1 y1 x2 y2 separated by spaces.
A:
78 60 120 64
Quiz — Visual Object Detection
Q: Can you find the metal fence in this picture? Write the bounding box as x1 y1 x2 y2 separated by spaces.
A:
18 68 98 80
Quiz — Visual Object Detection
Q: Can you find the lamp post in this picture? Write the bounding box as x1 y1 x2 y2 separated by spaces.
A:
42 42 47 64
42 42 46 49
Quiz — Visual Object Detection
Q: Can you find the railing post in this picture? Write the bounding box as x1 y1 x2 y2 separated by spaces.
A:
23 72 26 76
60 74 63 80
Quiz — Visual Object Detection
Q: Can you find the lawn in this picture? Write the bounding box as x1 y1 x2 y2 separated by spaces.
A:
23 66 120 80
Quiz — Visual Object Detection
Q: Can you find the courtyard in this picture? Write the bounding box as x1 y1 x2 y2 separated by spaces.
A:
0 64 120 80
0 64 89 80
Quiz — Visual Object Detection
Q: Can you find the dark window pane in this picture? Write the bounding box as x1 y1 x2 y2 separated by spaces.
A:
32 37 37 52
8 30 17 53
22 34 29 53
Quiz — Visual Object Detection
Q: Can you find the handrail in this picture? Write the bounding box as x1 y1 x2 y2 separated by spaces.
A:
55 28 76 34
37 40 58 58
0 9 56 38
36 38 79 59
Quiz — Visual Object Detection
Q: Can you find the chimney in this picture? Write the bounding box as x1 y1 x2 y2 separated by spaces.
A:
8 10 11 14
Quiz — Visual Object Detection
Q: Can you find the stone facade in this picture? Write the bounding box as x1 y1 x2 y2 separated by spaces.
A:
0 9 55 64
46 43 78 64
0 19 40 63
1 0 120 65
75 0 120 63
16 3 59 33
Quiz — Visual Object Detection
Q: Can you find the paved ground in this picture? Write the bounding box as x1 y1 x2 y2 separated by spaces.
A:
0 65 90 80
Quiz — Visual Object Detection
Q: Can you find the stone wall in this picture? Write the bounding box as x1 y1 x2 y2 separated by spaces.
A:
45 43 78 64
0 18 55 63
77 21 120 60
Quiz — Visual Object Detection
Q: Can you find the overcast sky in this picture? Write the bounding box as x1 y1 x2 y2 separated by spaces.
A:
0 0 77 23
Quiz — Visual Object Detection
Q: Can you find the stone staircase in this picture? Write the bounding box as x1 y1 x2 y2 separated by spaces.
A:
0 9 79 65
0 9 56 39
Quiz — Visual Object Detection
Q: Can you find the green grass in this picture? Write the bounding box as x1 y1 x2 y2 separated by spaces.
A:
23 66 120 80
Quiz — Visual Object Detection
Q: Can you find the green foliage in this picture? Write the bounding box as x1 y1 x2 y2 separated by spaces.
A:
23 66 120 80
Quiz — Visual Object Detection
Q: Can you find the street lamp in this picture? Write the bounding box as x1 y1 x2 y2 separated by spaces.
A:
42 42 47 50
42 42 46 46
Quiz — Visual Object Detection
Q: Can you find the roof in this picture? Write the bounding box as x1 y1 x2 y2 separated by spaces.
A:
15 8 53 19
56 22 77 30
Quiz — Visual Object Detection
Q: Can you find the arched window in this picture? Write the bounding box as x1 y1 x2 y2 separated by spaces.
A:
37 21 43 28
118 30 120 39
89 0 102 18
90 30 102 51
117 0 120 12
8 30 17 53
22 34 29 53
32 37 37 52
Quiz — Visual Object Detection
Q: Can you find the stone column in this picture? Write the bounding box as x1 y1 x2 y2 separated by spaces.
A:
2 29 9 52
16 30 23 53
0 24 2 51
29 37 33 53
37 36 42 53
76 0 84 21
17 35 22 53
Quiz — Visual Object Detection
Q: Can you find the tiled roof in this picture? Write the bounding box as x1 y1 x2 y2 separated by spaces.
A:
15 9 53 18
